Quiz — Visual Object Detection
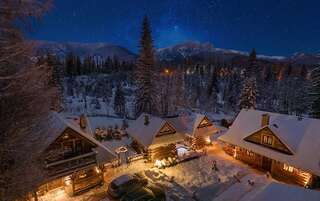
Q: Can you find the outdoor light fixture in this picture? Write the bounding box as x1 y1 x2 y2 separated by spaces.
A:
95 166 101 174
205 137 211 144
233 148 237 158
64 176 72 186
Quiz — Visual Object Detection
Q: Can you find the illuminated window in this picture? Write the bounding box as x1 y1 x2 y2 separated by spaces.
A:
283 163 294 172
246 150 254 157
198 118 213 128
262 135 273 145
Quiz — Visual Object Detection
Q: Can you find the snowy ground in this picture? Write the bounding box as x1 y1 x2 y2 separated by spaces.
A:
40 143 272 201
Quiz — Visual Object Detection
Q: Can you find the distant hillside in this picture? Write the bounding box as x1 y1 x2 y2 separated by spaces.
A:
156 41 286 63
157 41 320 65
33 41 137 61
33 40 320 65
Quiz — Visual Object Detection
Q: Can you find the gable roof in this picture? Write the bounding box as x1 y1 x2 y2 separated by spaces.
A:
40 112 116 163
219 109 320 176
127 113 184 148
84 116 129 136
166 113 218 137
243 127 294 155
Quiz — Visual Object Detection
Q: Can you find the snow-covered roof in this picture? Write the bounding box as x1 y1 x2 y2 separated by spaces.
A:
41 112 116 163
127 113 184 148
248 182 320 201
85 116 129 135
219 109 320 176
166 113 218 137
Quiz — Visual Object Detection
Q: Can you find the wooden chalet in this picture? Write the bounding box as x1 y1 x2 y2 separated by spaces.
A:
166 113 219 148
219 109 320 188
127 114 185 162
36 113 115 197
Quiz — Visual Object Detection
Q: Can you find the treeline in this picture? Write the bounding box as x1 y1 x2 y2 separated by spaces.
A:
43 52 136 76
64 53 135 76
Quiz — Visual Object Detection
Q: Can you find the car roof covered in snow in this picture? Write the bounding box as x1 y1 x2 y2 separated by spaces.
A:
127 113 184 148
166 113 218 137
248 182 320 201
111 174 134 186
219 109 320 176
40 112 116 163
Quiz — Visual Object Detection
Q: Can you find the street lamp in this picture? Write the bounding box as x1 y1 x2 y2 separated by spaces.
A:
164 68 170 75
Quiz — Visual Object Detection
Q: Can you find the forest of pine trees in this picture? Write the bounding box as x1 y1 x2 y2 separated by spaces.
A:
309 66 320 118
38 16 317 119
64 53 135 76
53 45 314 119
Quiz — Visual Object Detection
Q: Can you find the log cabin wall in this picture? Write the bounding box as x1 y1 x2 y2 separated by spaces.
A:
38 127 103 196
235 147 263 168
43 128 98 177
222 143 315 187
148 144 177 162
44 128 96 164
222 144 235 156
271 161 312 187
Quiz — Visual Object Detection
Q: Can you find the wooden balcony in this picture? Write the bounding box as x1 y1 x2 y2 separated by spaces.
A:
46 151 97 177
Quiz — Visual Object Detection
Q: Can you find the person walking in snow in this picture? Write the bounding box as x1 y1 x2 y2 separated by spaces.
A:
212 160 219 171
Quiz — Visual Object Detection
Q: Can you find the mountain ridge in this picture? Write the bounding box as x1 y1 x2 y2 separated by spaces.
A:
33 40 320 65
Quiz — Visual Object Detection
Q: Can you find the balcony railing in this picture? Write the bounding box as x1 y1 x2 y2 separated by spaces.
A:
46 151 97 177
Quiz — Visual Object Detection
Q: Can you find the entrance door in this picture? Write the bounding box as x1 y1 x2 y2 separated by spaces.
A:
262 157 272 172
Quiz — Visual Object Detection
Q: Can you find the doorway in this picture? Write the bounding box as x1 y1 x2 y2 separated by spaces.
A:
262 156 272 172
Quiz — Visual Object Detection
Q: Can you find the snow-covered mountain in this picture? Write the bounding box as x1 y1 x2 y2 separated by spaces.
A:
289 52 320 65
33 40 137 61
33 40 320 65
157 41 286 62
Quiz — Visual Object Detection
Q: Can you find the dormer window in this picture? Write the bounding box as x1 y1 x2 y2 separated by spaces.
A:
283 163 294 172
262 135 273 145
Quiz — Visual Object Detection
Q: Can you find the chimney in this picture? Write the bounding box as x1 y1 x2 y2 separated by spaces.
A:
261 113 270 127
144 115 150 126
79 114 87 129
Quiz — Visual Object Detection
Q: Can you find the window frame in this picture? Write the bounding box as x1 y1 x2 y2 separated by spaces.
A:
262 135 273 146
283 163 294 173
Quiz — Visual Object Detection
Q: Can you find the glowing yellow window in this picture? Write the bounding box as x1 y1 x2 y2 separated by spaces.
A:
283 163 294 172
262 135 273 145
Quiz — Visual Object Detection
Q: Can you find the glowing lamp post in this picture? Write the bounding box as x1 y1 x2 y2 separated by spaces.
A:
163 68 172 116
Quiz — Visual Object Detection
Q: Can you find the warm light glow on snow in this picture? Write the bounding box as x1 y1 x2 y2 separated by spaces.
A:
95 166 101 174
64 176 72 186
164 68 170 75
205 137 211 144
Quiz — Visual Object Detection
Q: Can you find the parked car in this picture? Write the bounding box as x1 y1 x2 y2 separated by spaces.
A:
107 173 148 198
120 183 166 201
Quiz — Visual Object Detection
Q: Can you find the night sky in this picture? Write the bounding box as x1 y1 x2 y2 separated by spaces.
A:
31 0 320 56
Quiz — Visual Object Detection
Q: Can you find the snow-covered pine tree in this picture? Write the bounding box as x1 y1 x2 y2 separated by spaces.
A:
206 66 219 112
240 49 259 111
225 68 242 112
245 48 259 78
239 77 257 110
114 84 126 117
258 65 277 112
309 66 320 118
135 16 158 116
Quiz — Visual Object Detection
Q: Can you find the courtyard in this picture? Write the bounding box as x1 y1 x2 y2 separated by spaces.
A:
39 142 273 201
